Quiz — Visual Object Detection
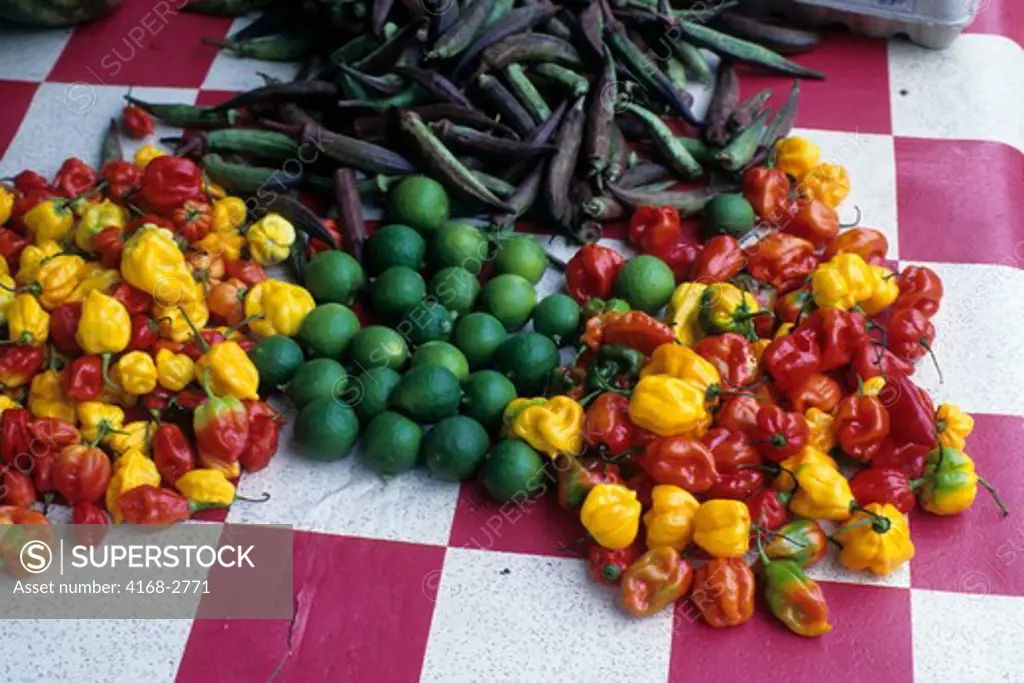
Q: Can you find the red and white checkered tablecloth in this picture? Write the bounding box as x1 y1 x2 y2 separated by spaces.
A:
1 2 1023 681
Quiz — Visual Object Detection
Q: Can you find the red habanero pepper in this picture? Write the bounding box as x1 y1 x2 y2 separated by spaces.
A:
851 345 914 382
565 244 625 304
152 423 196 485
833 394 890 463
761 327 821 392
715 396 763 436
703 427 764 500
121 104 155 138
799 309 870 372
746 232 818 294
137 156 205 216
557 456 623 510
125 214 174 235
588 543 639 586
92 227 126 269
110 282 152 316
776 288 814 324
752 405 809 463
171 200 214 243
872 439 930 479
305 218 340 255
118 485 215 524
585 393 635 454
782 198 839 248
52 157 97 198
128 314 161 351
887 307 935 363
235 337 257 353
746 488 790 531
183 329 227 361
63 355 104 402
849 468 915 514
0 409 32 466
101 160 142 202
885 372 937 448
629 205 681 248
894 265 943 318
223 258 268 286
142 386 175 413
823 227 888 265
0 228 30 272
706 468 764 500
175 388 208 411
619 547 694 617
49 302 83 355
193 383 249 475
0 506 52 577
742 167 791 227
581 311 674 357
12 170 50 195
786 373 843 413
239 400 282 473
691 235 745 284
1 469 37 507
694 333 758 389
29 417 80 450
0 346 46 389
72 502 110 546
640 436 718 493
52 445 112 504
650 239 700 282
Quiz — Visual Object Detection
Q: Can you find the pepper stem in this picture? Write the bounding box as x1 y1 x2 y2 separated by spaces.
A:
919 340 944 384
839 204 862 228
977 475 1010 517
226 314 265 334
178 306 210 353
200 368 216 400
234 491 271 503
100 352 120 390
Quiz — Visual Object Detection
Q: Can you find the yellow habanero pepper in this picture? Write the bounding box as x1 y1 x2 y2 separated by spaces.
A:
106 421 155 457
28 370 76 423
114 351 158 395
501 397 547 435
665 282 707 346
692 499 750 558
16 241 63 286
8 294 49 346
66 264 121 303
247 213 296 266
197 231 245 261
917 448 988 516
75 199 126 252
31 254 88 310
752 338 771 362
811 252 875 310
0 395 21 413
775 446 838 493
859 265 899 316
936 403 974 450
774 136 821 181
629 375 710 437
805 408 837 454
581 483 642 550
175 469 236 507
643 485 700 552
121 226 198 306
0 186 12 226
153 291 210 343
0 275 16 325
23 198 75 244
134 145 166 170
76 290 130 355
245 280 315 338
835 503 914 576
213 197 247 234
799 162 851 209
77 401 125 443
640 343 721 390
204 180 226 200
194 340 260 401
156 348 195 391
788 462 854 521
510 396 585 458
699 282 760 336
107 449 161 523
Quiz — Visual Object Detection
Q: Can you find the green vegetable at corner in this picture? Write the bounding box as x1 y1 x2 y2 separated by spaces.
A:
482 439 547 503
390 364 462 423
614 255 675 314
361 411 423 475
296 303 361 360
422 416 490 482
294 398 360 461
304 250 365 306
461 370 517 429
248 335 304 388
286 358 348 410
703 194 756 239
492 234 548 285
387 175 451 236
430 221 490 271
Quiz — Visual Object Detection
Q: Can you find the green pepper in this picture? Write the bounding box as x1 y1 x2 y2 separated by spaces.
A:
582 297 630 320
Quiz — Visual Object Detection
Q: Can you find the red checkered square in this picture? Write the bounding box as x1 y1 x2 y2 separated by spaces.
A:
49 1 231 88
194 89 243 108
896 137 1023 267
176 531 444 682
966 3 1023 45
0 80 37 160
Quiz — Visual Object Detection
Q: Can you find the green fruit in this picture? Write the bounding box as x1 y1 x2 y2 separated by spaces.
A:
347 326 410 373
286 358 348 409
614 254 675 314
430 221 489 271
248 335 304 387
482 439 547 503
294 398 359 461
451 312 508 369
371 266 427 323
304 251 365 305
390 364 461 423
461 370 517 429
402 301 453 346
361 411 423 475
296 303 361 360
364 224 426 275
411 341 469 380
703 193 756 238
494 332 559 396
493 234 547 284
429 266 480 317
351 367 402 424
532 294 581 345
388 175 450 235
422 416 490 481
478 273 537 331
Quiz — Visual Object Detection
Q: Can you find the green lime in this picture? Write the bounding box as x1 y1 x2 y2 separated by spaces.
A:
495 332 559 395
347 326 410 373
304 251 365 305
294 398 359 461
364 224 426 275
614 254 675 314
461 370 517 429
421 416 490 481
361 411 423 475
388 175 450 235
296 303 361 360
371 266 426 323
248 335 304 387
411 341 469 380
350 367 402 424
430 221 489 271
402 301 452 346
429 266 480 317
390 364 461 423
493 234 547 284
482 439 547 503
478 274 536 331
451 312 508 369
703 193 756 239
286 358 348 409
532 294 581 345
